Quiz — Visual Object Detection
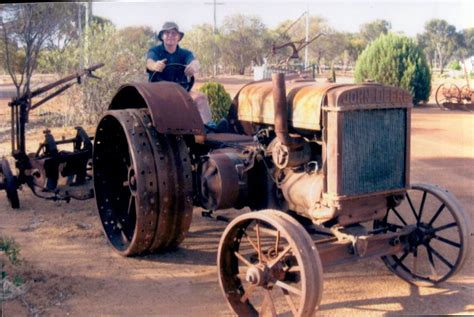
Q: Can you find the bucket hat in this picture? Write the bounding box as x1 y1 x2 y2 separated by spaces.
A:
158 21 184 41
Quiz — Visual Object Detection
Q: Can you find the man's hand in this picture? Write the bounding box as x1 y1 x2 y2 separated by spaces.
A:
147 58 167 72
185 60 200 77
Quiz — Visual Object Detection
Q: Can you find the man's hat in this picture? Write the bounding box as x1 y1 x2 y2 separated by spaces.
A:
158 21 184 41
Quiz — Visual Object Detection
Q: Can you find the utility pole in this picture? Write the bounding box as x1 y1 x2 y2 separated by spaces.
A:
78 4 83 69
204 0 224 77
304 7 309 68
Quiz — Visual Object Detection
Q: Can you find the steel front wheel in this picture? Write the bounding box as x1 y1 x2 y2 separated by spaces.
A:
375 183 470 286
218 210 323 316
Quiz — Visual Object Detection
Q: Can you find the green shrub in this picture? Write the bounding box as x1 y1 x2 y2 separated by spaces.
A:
448 60 462 71
198 81 232 122
354 33 431 104
0 237 21 265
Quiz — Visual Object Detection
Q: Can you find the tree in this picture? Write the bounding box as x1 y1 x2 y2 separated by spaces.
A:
462 28 474 56
458 28 474 60
354 33 431 104
0 3 83 96
47 21 153 125
343 32 366 68
218 14 270 75
271 16 328 70
359 19 391 42
181 23 216 77
418 19 458 74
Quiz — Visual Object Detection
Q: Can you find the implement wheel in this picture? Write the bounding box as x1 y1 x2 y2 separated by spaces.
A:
0 158 20 209
218 209 323 316
375 183 470 286
93 109 193 256
435 83 461 109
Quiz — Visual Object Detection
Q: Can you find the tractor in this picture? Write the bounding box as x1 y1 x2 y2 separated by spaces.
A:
92 73 470 316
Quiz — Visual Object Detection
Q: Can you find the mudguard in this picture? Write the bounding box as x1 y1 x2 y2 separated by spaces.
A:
109 82 205 135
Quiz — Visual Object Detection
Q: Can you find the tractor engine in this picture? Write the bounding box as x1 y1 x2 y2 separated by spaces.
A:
194 73 412 226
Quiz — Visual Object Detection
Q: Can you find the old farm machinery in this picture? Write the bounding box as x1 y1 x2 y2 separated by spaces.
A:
93 74 470 315
435 83 473 109
0 64 103 208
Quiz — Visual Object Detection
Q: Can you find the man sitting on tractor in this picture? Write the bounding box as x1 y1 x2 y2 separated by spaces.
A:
146 21 212 125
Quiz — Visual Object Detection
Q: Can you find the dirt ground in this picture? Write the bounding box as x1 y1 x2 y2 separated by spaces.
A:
0 76 473 316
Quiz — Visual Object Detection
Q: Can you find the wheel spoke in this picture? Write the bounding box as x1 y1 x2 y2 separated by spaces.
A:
244 233 268 262
390 207 408 226
425 244 439 279
392 250 409 269
240 284 256 303
275 280 302 296
234 251 253 267
281 288 298 315
406 193 418 221
433 222 457 233
428 203 446 226
287 265 301 273
256 222 262 264
268 245 292 268
127 195 134 216
263 289 277 317
275 230 280 258
417 191 427 224
412 250 418 277
427 244 455 270
433 235 461 248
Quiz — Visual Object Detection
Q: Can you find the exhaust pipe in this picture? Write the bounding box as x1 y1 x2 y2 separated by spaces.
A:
271 73 310 169
272 73 299 149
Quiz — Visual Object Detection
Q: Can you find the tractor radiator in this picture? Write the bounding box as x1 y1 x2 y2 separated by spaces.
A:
341 108 407 195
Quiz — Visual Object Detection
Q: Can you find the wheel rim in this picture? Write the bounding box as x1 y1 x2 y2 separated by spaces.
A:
435 84 462 107
93 110 159 256
460 85 472 104
133 109 193 252
375 183 470 286
93 109 193 256
218 210 322 316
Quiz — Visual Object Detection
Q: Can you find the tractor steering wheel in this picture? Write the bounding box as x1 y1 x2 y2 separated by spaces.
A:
150 63 195 91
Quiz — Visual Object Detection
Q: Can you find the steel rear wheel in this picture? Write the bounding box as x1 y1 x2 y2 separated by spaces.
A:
93 109 193 256
93 110 159 256
375 183 470 286
218 209 323 316
133 109 193 252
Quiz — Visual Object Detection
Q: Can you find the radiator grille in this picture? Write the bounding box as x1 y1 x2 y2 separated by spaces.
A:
341 108 407 195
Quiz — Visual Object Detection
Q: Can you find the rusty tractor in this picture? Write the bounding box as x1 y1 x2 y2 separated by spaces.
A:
93 73 471 316
0 64 103 208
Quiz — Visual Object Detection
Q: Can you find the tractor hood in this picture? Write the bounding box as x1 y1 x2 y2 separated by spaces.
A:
235 80 413 131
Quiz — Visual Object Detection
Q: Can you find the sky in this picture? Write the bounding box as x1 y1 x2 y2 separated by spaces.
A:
92 0 474 37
